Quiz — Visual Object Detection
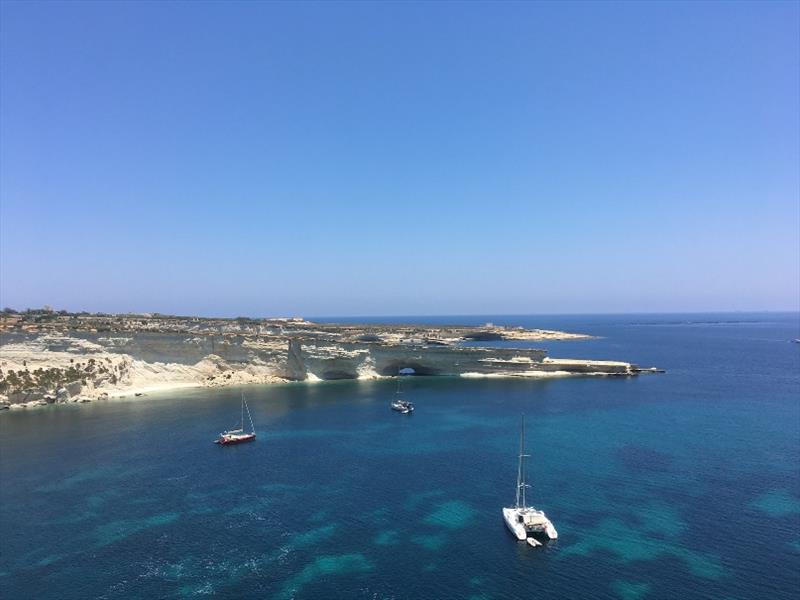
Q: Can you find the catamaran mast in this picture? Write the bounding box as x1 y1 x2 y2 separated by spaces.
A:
516 415 530 509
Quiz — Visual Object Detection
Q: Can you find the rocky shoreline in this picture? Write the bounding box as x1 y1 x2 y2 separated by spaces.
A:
0 312 650 411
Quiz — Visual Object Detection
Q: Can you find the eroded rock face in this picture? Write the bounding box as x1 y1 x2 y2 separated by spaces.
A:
283 338 308 380
0 326 639 403
301 343 548 378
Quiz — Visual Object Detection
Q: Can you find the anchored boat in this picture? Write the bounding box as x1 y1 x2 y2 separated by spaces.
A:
502 415 558 542
390 374 414 414
391 399 414 414
215 393 256 445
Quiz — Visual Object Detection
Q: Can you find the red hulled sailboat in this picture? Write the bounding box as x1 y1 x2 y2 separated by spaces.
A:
214 393 256 445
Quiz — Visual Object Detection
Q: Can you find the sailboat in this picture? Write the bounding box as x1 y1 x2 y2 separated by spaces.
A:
214 393 256 445
502 415 558 541
390 373 414 414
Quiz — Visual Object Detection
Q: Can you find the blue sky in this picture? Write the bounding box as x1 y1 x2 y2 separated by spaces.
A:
1 1 798 317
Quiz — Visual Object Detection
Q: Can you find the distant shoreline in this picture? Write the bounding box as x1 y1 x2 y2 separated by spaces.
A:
0 313 654 412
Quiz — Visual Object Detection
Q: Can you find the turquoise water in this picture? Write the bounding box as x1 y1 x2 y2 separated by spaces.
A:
1 313 798 599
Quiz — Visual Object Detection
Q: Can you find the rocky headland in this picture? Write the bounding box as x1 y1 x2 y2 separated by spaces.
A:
0 310 650 410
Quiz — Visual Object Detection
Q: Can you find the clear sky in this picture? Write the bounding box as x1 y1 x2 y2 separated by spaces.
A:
1 1 798 317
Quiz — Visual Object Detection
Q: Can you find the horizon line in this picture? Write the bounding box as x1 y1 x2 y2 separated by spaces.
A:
4 307 798 321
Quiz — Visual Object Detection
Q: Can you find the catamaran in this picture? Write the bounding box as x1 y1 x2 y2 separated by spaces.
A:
214 393 256 445
502 415 558 542
390 374 414 414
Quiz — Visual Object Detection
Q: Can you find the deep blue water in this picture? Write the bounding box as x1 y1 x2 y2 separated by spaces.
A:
1 313 799 599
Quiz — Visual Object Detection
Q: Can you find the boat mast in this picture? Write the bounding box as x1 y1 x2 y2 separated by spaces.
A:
241 392 245 430
516 415 530 509
245 397 255 434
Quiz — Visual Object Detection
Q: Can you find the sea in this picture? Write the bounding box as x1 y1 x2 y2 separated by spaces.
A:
1 313 798 599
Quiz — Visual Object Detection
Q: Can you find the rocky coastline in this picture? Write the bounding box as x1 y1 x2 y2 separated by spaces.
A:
0 311 650 411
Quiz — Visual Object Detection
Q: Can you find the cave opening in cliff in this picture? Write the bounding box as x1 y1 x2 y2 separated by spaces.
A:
379 364 440 376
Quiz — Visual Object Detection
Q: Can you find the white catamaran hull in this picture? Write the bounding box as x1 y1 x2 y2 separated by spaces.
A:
503 507 528 540
503 507 558 541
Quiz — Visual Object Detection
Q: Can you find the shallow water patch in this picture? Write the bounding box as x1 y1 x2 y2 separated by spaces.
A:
750 489 800 518
46 488 126 526
288 524 338 550
411 533 448 551
404 489 445 511
275 553 373 600
560 518 724 579
611 579 651 600
670 547 724 579
635 501 686 538
374 530 399 545
224 496 275 518
423 500 478 529
93 512 180 547
34 554 65 568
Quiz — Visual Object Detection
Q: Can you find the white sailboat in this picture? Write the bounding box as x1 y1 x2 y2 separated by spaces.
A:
214 393 256 445
390 374 414 414
502 415 558 541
